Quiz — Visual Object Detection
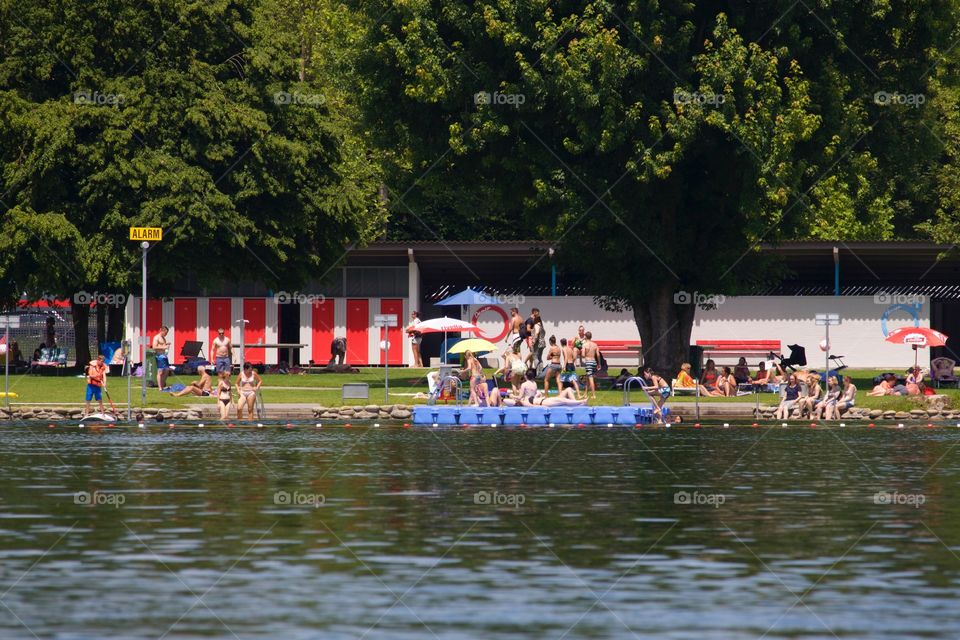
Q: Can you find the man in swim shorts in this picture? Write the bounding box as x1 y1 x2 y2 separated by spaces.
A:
580 331 599 400
153 325 171 390
506 307 523 350
209 328 233 374
559 338 583 398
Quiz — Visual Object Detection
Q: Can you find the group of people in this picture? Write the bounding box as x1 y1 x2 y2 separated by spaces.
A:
773 373 858 420
867 367 929 397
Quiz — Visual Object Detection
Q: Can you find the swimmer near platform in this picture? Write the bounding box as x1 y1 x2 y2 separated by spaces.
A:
411 405 671 426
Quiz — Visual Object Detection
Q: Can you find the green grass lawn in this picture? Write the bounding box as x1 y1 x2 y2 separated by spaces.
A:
1 366 955 411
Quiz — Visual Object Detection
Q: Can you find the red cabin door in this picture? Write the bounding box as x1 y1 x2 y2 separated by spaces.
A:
311 299 335 365
346 299 369 364
380 299 404 365
243 299 266 363
173 299 197 362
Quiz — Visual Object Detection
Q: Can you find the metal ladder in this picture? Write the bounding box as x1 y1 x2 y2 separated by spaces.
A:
255 390 265 419
623 376 667 424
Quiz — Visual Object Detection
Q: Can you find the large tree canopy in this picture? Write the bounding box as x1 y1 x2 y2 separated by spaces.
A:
0 0 386 364
353 0 959 372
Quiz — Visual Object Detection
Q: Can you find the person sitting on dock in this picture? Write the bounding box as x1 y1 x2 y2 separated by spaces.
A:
794 371 822 418
836 376 857 416
472 375 501 407
774 374 802 420
172 365 212 397
520 386 588 407
813 376 841 420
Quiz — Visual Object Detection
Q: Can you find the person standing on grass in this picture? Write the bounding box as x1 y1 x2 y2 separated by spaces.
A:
572 325 586 365
542 336 561 393
83 354 108 416
210 328 233 375
506 308 523 351
580 331 599 400
153 326 171 390
406 310 423 367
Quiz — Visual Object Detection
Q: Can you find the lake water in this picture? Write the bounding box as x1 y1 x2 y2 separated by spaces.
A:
1 425 959 639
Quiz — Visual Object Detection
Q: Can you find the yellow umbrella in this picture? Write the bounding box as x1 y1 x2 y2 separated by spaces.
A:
447 338 498 355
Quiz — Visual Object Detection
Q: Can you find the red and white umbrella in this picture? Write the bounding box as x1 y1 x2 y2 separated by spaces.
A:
415 317 480 364
885 326 949 368
415 317 480 334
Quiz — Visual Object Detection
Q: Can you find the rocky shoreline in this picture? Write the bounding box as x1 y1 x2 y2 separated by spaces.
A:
0 398 954 423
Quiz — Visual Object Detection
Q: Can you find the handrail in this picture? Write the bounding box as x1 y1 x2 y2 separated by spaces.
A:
256 390 265 419
623 376 667 424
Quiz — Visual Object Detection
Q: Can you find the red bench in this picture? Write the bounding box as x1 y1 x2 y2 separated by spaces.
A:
696 340 781 363
594 340 642 366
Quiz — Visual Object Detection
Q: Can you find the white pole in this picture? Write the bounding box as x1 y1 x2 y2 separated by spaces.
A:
4 319 9 414
384 324 389 403
238 319 248 371
825 323 830 379
141 241 149 408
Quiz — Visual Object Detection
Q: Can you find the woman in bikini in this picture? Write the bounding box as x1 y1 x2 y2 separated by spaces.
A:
216 371 234 420
460 350 484 405
700 359 719 393
542 336 562 394
236 362 262 420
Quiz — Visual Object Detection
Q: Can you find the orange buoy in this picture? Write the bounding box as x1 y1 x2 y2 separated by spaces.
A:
868 423 875 428
403 423 411 428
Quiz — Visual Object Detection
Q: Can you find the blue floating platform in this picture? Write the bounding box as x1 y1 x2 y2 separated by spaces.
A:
411 405 669 426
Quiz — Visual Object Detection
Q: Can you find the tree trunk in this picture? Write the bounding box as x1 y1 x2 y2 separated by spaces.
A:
71 302 91 372
107 303 124 342
631 283 695 377
96 304 106 353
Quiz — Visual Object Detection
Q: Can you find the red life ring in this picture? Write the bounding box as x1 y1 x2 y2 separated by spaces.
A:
472 305 510 342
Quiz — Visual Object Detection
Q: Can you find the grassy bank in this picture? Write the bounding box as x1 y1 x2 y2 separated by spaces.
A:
1 366 954 411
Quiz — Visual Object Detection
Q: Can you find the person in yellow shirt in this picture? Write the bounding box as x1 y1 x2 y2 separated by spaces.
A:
676 362 721 396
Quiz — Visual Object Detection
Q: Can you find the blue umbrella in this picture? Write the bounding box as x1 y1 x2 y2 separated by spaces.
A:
435 287 499 306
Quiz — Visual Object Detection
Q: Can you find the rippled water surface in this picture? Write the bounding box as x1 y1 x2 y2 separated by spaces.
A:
2 425 960 639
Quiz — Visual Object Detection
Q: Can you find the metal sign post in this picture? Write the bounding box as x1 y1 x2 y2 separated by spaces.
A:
815 313 842 377
131 228 162 409
374 314 398 403
122 340 132 421
140 241 149 409
1 314 20 413
238 319 249 371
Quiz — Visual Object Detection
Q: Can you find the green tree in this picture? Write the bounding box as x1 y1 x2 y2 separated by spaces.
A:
353 0 956 372
0 0 385 367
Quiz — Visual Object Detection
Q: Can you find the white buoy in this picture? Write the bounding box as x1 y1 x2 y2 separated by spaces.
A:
198 423 204 428
607 423 613 428
432 423 438 427
781 422 788 427
548 422 555 428
137 423 143 429
898 423 905 428
374 423 380 428
79 424 86 429
315 423 322 428
490 422 497 427
256 423 264 428
839 423 845 427
723 422 729 428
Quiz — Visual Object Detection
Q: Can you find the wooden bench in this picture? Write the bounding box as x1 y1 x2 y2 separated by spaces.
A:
696 340 781 363
594 340 642 366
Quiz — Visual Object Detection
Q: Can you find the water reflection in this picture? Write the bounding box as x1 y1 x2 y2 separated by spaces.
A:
0 427 958 638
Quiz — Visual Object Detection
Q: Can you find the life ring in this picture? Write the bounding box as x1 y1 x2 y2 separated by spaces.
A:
472 305 510 342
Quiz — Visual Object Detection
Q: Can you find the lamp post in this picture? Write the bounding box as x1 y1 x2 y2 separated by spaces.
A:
140 240 149 408
815 313 841 377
